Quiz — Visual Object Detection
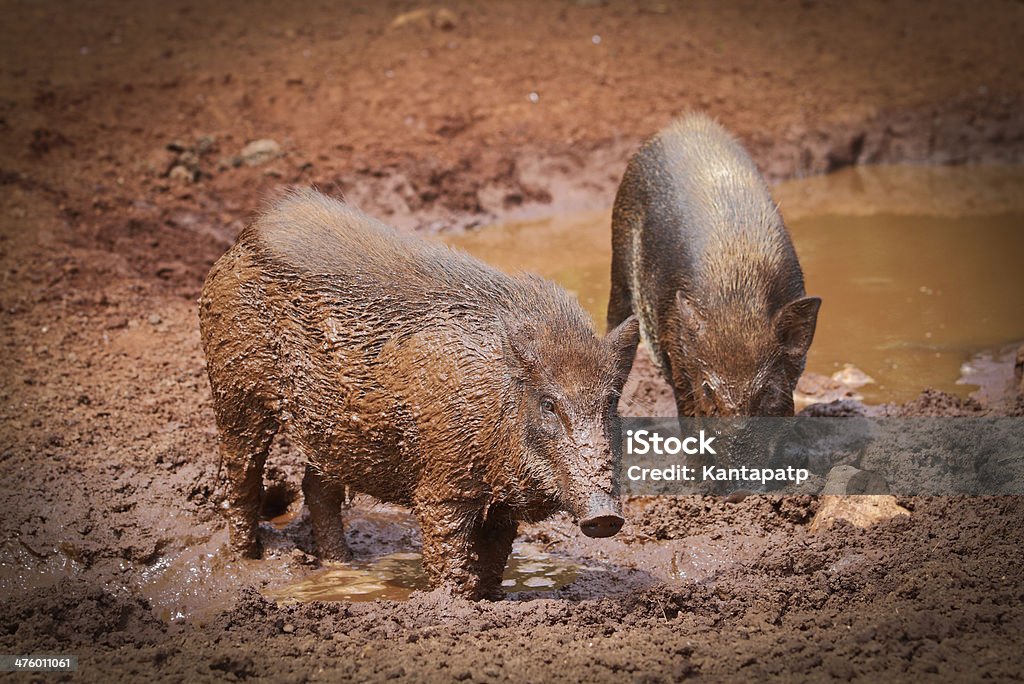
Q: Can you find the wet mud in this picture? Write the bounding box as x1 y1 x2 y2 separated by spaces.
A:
2 0 1024 681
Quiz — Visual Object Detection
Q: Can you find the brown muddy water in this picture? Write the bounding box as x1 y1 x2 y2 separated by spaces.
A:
264 542 597 604
136 504 610 615
442 164 1024 404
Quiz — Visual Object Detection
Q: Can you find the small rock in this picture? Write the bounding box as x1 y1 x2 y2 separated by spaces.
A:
168 165 195 183
389 7 457 31
148 313 162 325
282 623 295 634
196 135 217 154
831 364 874 388
390 8 431 29
177 150 200 168
795 371 862 405
433 8 457 30
240 139 282 166
810 494 910 533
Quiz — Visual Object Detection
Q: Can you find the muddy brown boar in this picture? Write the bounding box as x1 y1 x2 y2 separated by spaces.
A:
607 113 820 417
199 189 639 599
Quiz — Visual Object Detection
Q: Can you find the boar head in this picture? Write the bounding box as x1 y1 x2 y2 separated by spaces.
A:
666 293 820 417
504 313 639 537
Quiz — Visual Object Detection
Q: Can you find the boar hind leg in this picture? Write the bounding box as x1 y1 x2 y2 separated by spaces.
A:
418 501 516 600
215 404 278 559
302 466 352 561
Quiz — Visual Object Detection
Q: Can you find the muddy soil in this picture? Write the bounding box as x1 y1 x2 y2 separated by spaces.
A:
1 1 1023 681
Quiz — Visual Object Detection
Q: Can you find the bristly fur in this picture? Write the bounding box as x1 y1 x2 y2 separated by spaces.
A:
607 113 819 417
200 188 638 599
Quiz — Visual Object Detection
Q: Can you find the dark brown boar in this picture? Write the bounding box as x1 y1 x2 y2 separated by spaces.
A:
607 113 820 417
199 189 639 599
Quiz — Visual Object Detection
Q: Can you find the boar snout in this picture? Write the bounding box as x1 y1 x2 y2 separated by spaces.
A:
578 491 624 538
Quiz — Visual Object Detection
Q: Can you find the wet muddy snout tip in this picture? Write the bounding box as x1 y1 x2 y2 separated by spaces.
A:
579 512 624 538
578 492 624 538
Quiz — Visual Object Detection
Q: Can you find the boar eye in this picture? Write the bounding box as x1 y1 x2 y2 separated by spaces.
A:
540 397 556 414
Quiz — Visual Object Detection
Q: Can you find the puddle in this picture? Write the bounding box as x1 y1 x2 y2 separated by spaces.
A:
134 502 429 621
440 164 1024 404
263 542 591 603
264 552 428 602
443 208 613 325
786 208 1024 403
135 530 294 624
502 542 592 593
0 540 82 595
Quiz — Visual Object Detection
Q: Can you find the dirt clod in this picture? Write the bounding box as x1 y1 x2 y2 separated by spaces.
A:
240 139 282 167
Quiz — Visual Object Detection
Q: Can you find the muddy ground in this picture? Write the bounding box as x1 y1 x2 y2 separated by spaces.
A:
1 0 1023 681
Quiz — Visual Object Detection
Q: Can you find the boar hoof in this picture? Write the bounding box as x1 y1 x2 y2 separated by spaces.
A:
447 580 503 602
314 538 353 562
477 586 505 601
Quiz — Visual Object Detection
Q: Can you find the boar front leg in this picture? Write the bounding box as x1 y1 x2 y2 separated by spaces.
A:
469 505 518 599
417 500 517 600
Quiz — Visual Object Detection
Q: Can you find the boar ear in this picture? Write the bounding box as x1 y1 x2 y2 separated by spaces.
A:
674 291 704 339
605 315 640 384
774 296 821 359
503 320 540 372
